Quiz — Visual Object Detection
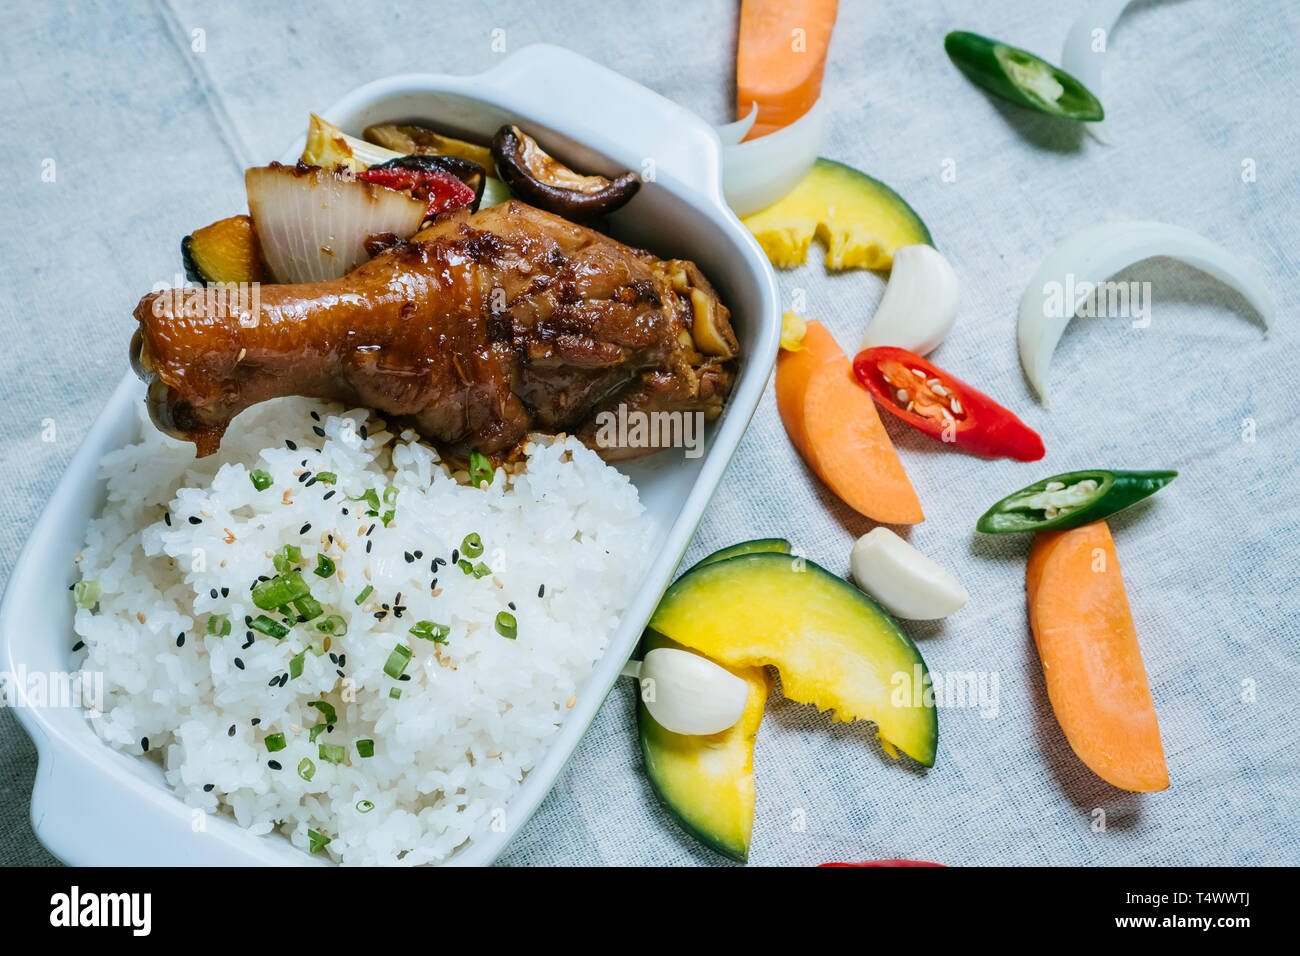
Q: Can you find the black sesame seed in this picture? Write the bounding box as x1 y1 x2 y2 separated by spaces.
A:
329 653 339 664
341 506 349 515
164 512 172 526
538 584 545 598
71 641 85 652
234 658 245 670
243 635 254 649
430 579 437 590
268 760 282 770
360 425 368 439
413 550 423 559
508 601 516 611
404 551 414 563
336 669 345 678
300 523 311 535
188 516 202 525
326 724 335 733
434 557 446 568
300 459 307 467
268 676 279 686
141 737 149 752
203 783 214 792
310 411 320 421
227 724 236 736
365 541 372 554
451 549 459 564
337 654 346 667
251 718 261 725
285 440 298 450
366 524 376 536
209 588 218 599
298 472 310 483
399 674 411 681
176 633 185 648
305 477 317 487
221 587 229 597
312 426 326 438
257 575 270 582
323 490 335 500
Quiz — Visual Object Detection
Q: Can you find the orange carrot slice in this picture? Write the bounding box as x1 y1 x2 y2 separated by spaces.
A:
1027 521 1169 793
803 357 924 524
775 320 840 461
737 0 839 140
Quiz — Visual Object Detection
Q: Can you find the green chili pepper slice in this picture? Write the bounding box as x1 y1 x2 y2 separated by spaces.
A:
944 31 1104 121
976 469 1177 533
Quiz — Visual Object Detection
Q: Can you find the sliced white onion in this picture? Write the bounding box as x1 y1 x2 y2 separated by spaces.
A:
1061 0 1132 140
722 96 827 217
850 528 967 621
1018 220 1276 405
246 164 426 283
715 101 758 147
860 244 961 355
622 647 749 736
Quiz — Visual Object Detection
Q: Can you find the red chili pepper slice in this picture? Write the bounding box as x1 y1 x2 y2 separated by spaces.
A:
852 347 1044 462
818 860 947 867
357 165 476 218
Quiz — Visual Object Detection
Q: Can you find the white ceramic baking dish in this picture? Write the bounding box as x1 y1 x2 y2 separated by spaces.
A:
0 44 779 865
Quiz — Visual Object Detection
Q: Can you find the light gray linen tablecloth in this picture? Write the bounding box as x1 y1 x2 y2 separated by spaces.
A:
1 0 1296 867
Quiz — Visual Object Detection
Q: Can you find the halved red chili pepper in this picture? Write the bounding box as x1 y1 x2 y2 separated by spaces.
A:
852 347 1044 461
818 860 947 867
357 163 477 218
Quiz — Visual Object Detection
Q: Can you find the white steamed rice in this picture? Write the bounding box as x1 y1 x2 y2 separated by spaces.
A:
73 397 652 865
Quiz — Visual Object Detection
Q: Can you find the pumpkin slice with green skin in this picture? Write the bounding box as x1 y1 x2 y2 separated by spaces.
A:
693 537 791 569
638 538 788 861
638 630 772 862
182 214 267 286
648 552 938 766
743 158 932 270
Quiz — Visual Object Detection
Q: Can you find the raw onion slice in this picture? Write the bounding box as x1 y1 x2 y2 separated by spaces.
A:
715 102 758 147
1061 0 1132 139
1017 220 1276 405
722 96 827 217
245 164 426 283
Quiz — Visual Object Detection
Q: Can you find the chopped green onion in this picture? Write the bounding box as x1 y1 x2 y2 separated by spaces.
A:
292 594 324 622
284 544 302 564
308 723 327 743
350 488 381 514
308 700 338 724
383 486 398 506
356 799 375 813
469 452 493 487
318 743 345 764
409 620 450 644
356 739 375 758
313 553 335 578
315 614 347 637
354 585 373 606
206 614 231 636
73 579 101 610
289 649 306 679
273 553 291 574
249 614 290 639
307 828 331 853
250 469 273 491
316 472 337 485
460 533 484 558
252 570 309 610
383 643 412 679
380 509 395 527
297 758 315 781
389 688 401 700
264 733 287 753
471 561 491 578
495 611 517 640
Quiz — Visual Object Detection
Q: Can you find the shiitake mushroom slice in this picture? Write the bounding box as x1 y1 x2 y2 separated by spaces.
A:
491 125 639 220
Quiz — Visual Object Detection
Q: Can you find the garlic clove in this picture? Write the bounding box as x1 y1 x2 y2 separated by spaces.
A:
859 244 960 356
850 528 968 620
637 647 749 736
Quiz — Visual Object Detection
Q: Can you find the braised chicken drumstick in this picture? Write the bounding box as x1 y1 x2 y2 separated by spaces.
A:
132 201 738 460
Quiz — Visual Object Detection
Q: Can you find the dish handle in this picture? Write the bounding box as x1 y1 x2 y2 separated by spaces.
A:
472 44 726 203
